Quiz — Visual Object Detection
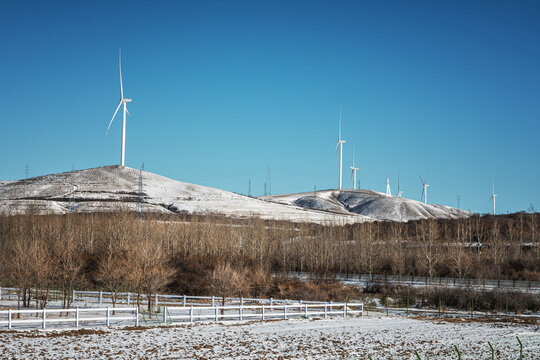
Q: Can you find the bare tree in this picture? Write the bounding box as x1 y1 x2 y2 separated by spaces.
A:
416 220 441 278
95 249 128 309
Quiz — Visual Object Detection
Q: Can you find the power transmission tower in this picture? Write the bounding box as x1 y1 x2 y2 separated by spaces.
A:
386 178 392 197
457 194 461 209
25 163 29 179
264 183 267 196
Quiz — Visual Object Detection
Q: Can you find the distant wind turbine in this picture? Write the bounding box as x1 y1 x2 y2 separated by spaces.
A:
490 180 497 215
386 178 392 197
336 106 346 190
397 170 404 197
419 175 429 204
350 146 359 190
106 49 132 167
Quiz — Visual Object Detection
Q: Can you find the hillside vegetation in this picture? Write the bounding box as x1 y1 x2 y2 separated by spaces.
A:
0 212 538 310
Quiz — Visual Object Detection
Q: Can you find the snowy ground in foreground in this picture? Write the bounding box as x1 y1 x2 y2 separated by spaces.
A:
1 316 538 359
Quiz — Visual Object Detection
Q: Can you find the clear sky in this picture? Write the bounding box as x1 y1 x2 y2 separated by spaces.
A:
1 0 539 214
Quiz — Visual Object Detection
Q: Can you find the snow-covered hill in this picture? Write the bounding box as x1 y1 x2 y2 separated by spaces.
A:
0 166 471 223
0 166 367 224
261 189 471 222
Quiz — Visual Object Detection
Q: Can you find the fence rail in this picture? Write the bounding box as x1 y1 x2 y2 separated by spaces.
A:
0 307 138 330
165 303 363 323
288 272 540 291
0 287 362 330
0 287 331 309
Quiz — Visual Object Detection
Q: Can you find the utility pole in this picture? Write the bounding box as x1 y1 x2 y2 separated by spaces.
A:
137 162 145 218
267 166 271 196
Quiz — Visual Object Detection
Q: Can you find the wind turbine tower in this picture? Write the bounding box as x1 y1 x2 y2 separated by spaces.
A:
397 170 404 197
106 49 132 167
336 106 346 190
419 175 429 204
350 146 359 190
386 178 392 197
490 181 497 215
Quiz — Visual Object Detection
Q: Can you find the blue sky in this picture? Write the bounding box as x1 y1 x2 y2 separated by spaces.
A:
1 0 539 214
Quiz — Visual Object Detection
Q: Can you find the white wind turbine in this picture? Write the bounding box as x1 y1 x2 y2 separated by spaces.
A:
350 146 359 190
490 180 497 215
106 49 132 167
397 170 404 197
419 175 429 204
336 106 346 190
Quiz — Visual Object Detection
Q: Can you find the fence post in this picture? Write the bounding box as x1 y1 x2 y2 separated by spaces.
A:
99 290 103 304
305 304 308 318
162 306 166 323
330 301 333 313
284 305 287 319
72 289 76 303
212 296 215 307
262 305 265 321
8 309 11 330
155 294 159 310
106 307 110 327
324 304 327 318
76 307 80 328
343 304 346 318
406 297 409 316
42 309 46 330
241 297 244 306
190 306 194 322
0 287 2 300
183 295 186 307
270 298 273 311
239 305 243 321
135 307 139 327
214 306 218 322
127 292 130 305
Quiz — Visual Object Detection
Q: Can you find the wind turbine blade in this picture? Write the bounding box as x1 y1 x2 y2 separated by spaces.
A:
106 102 122 135
418 174 424 185
335 142 340 153
126 107 131 117
338 105 342 141
119 48 124 99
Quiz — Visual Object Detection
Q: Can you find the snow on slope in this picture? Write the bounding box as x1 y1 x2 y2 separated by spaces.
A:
262 189 471 222
0 166 367 224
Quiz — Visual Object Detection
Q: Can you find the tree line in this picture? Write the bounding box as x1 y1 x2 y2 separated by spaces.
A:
0 212 538 310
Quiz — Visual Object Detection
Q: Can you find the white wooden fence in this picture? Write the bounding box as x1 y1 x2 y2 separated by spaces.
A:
0 287 335 308
0 307 138 330
165 302 363 323
0 287 363 329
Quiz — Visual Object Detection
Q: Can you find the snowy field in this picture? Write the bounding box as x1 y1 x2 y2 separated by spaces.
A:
1 315 538 359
